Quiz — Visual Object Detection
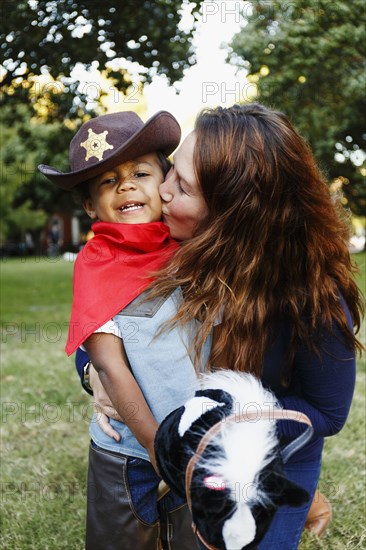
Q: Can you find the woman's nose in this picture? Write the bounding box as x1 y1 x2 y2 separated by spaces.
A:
159 176 173 203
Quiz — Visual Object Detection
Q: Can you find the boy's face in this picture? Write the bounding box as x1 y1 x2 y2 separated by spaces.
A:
83 153 163 224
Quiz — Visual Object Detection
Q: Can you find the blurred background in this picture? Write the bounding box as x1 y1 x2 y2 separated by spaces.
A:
1 0 365 257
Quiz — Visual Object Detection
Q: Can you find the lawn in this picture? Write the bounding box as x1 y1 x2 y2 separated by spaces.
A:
1 253 365 549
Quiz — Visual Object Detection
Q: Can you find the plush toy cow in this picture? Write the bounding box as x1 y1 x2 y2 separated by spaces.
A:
155 371 313 550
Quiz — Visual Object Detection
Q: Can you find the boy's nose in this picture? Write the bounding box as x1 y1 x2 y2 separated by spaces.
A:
117 179 137 192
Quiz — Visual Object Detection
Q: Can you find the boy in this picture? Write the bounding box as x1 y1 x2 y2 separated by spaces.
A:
39 111 206 549
40 110 180 462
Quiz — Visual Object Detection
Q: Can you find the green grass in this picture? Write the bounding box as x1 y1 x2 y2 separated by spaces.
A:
1 253 365 549
1 257 89 549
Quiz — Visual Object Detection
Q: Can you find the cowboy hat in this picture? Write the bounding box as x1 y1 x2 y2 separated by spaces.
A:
38 110 181 190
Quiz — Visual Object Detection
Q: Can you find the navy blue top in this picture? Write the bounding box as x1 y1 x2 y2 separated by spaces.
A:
75 295 356 464
262 295 356 462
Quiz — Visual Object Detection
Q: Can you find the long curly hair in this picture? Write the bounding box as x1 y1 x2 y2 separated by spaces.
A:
150 103 364 379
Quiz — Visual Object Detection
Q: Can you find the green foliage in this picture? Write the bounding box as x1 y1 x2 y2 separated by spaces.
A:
0 1 202 228
229 0 366 216
1 0 199 119
0 102 75 240
7 200 47 234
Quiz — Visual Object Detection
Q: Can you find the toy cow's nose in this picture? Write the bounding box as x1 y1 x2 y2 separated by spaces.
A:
203 475 226 490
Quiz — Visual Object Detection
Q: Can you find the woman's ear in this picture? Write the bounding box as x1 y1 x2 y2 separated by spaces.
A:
83 197 97 219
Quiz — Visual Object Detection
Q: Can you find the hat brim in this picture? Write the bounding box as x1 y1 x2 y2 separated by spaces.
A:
38 111 181 190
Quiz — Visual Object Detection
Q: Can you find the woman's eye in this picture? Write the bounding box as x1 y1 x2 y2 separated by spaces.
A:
177 179 186 194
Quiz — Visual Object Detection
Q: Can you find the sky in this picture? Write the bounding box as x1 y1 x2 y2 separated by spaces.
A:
71 1 249 136
144 1 248 133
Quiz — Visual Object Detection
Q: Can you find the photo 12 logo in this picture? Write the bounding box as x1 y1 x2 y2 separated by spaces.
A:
202 81 257 104
201 1 340 24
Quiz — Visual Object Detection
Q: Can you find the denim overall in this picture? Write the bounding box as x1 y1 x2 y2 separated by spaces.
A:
86 288 211 549
89 287 212 460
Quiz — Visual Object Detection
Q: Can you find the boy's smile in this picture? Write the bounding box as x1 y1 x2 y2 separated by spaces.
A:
118 201 145 213
83 153 164 224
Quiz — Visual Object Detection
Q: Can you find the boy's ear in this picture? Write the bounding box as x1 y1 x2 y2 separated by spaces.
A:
83 198 97 219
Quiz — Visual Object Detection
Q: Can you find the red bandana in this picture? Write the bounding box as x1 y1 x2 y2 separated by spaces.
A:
65 221 178 355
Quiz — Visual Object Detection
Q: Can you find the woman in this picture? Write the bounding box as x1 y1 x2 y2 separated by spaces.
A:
79 103 363 549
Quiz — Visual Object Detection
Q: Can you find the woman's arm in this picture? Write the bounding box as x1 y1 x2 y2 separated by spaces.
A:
83 333 159 471
278 325 356 440
277 299 356 440
213 300 356 442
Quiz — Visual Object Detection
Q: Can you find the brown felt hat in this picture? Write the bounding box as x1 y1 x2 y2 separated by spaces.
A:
38 110 181 190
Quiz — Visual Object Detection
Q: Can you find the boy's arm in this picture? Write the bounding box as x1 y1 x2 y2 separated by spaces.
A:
83 332 159 472
89 365 122 442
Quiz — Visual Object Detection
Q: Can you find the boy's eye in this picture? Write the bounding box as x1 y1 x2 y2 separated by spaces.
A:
135 171 149 178
101 177 117 185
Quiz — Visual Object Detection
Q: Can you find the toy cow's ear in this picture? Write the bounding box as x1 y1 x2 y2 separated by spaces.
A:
177 388 233 437
195 388 233 405
270 473 310 507
154 405 187 498
178 396 224 436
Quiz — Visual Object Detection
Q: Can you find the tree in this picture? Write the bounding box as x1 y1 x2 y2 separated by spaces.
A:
229 0 366 217
0 102 69 241
1 0 199 119
0 1 202 242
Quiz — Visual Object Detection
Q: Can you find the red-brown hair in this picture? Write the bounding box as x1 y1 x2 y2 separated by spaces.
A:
151 103 364 379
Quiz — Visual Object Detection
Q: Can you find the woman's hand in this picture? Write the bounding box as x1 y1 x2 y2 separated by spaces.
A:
95 410 121 442
89 363 121 441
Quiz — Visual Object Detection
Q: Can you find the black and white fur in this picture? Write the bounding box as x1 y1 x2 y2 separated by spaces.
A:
155 371 309 550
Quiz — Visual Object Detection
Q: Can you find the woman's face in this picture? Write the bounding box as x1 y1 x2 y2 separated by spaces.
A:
159 132 208 241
